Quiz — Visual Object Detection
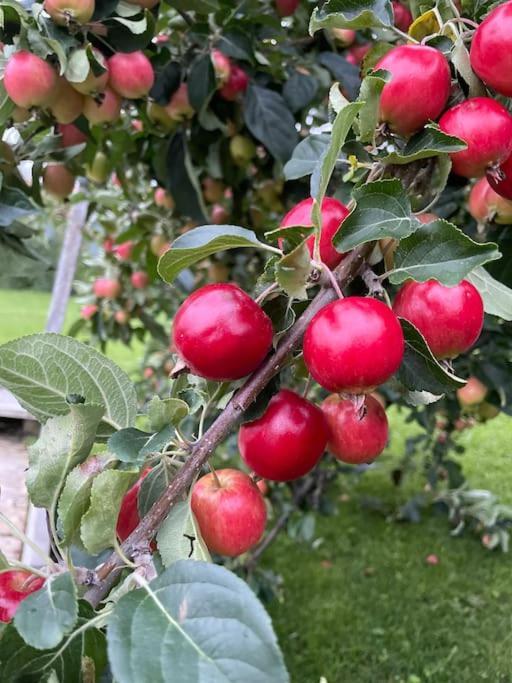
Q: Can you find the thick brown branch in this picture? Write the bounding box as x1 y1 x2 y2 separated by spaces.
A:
84 243 372 607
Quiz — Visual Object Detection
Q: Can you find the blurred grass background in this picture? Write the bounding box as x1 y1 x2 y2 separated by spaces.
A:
2 288 512 682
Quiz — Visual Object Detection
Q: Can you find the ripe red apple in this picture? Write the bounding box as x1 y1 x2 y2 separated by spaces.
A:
469 177 512 224
113 241 133 261
275 0 300 16
116 469 151 542
393 279 484 359
439 98 512 178
131 271 149 289
219 65 249 101
457 376 488 407
108 51 154 99
346 43 371 66
191 469 267 556
470 1 512 97
50 77 84 124
303 297 404 393
83 88 121 125
44 0 94 25
165 83 194 121
4 51 58 108
0 571 45 622
487 152 512 201
58 123 87 147
70 49 109 95
392 1 413 31
321 394 389 464
375 45 451 137
279 196 349 269
80 303 98 319
114 310 129 324
172 283 273 381
42 164 75 200
238 389 329 481
210 203 229 224
331 28 356 47
93 278 121 299
211 49 231 84
154 187 174 209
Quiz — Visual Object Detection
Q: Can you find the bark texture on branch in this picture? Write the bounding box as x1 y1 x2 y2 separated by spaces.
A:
84 243 372 607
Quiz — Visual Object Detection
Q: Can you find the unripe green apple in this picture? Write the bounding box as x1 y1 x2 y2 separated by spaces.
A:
229 134 256 166
86 150 109 184
146 101 177 131
43 163 75 200
43 0 95 25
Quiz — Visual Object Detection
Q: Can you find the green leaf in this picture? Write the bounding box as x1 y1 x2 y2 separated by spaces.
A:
57 454 108 547
357 69 390 144
265 225 315 250
276 242 312 300
467 267 512 321
158 225 276 283
0 550 9 570
188 54 216 112
243 84 298 163
397 319 466 394
26 403 104 510
310 0 394 33
381 124 467 165
65 48 91 84
107 560 289 683
14 573 77 650
171 0 219 12
334 179 415 251
80 469 138 555
165 132 207 224
0 601 107 683
157 501 210 567
0 333 137 433
147 396 189 432
138 464 170 517
451 37 486 98
283 72 318 113
108 428 152 465
318 52 361 101
283 135 330 181
389 220 501 285
0 187 37 227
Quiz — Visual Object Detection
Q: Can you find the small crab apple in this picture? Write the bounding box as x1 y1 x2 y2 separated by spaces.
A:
393 279 484 359
80 304 98 319
44 0 94 25
114 310 129 325
211 49 231 84
279 197 349 270
238 389 329 482
229 134 256 166
93 277 121 299
457 376 488 407
392 1 413 31
113 241 133 261
331 28 356 47
439 98 512 178
131 271 149 289
70 49 109 96
172 283 273 381
116 469 151 542
49 78 84 124
375 45 451 137
108 51 154 99
191 469 267 557
0 571 45 623
4 51 58 108
303 297 404 393
469 177 512 225
42 163 75 200
321 394 389 464
154 187 174 209
58 123 87 147
219 65 249 101
166 83 194 121
487 153 512 201
275 0 299 16
470 0 512 97
83 88 121 125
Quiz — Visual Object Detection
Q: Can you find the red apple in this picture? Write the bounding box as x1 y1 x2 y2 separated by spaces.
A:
165 83 194 121
108 51 154 99
457 376 488 407
154 187 174 209
44 0 94 25
116 469 151 542
49 77 84 124
0 570 45 623
113 241 134 261
80 304 98 319
93 278 121 299
42 164 75 200
58 123 87 147
131 271 149 289
4 51 58 108
114 310 129 324
83 88 122 125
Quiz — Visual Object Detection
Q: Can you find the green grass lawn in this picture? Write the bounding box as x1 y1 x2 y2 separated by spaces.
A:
2 288 512 681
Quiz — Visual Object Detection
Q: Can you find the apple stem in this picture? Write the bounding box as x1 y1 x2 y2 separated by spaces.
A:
83 242 373 607
208 463 222 488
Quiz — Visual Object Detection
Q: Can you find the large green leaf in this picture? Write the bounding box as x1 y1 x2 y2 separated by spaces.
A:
158 225 276 284
108 428 153 465
381 124 467 165
276 242 312 300
0 187 37 227
397 319 466 394
26 403 104 510
389 220 501 285
80 469 138 555
0 333 137 431
57 453 108 547
107 560 289 683
334 179 415 251
317 52 361 101
357 69 390 144
283 135 330 181
165 132 207 224
243 84 298 163
14 573 78 650
147 396 189 431
0 601 107 683
310 0 394 33
467 267 512 321
157 501 210 567
188 54 216 112
282 72 318 113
